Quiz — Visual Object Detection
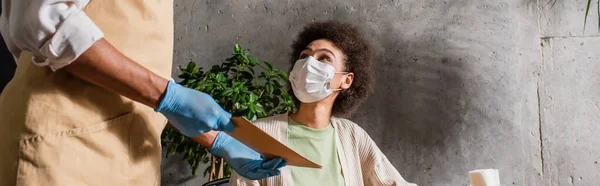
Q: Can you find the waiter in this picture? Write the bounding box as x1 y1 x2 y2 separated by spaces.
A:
0 1 285 185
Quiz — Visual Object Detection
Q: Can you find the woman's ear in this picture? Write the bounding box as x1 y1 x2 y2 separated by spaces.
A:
340 72 354 89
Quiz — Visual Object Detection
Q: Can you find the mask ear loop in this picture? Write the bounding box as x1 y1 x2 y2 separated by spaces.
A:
329 72 350 91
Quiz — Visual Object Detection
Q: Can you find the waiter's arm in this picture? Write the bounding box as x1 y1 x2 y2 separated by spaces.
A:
192 130 219 148
65 39 168 109
69 40 221 149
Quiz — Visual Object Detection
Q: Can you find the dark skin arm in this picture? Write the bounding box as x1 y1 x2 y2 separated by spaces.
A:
167 123 218 149
65 38 218 148
65 38 167 109
191 128 219 149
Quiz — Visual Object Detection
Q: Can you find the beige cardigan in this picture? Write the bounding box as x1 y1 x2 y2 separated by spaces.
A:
229 114 417 186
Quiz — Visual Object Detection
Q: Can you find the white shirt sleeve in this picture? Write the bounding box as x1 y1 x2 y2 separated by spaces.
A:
0 0 104 71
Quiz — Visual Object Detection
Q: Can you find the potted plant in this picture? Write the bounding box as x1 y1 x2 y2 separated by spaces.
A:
161 44 295 180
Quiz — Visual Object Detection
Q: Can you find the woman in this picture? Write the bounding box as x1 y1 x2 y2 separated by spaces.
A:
228 20 416 186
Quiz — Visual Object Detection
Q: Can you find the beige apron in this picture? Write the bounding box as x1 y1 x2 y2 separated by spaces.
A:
0 0 173 185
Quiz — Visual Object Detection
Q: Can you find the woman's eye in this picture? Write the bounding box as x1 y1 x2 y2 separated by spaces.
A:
299 54 308 59
319 56 331 62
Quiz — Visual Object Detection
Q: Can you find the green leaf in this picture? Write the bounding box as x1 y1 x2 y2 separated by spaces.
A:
248 66 255 75
191 161 199 175
246 111 256 121
223 89 234 96
225 166 232 178
250 58 259 65
226 56 236 62
178 73 189 80
249 93 258 103
584 0 593 31
240 96 248 104
274 88 282 95
259 72 267 79
202 154 210 163
200 152 207 162
272 97 280 108
266 84 274 95
276 71 288 80
234 44 241 53
187 62 196 70
238 82 247 89
239 104 249 111
264 61 274 70
272 80 283 87
168 146 176 155
187 148 194 158
233 94 240 104
241 71 253 81
192 67 200 75
211 65 221 72
216 74 226 82
203 82 215 87
194 82 204 90
255 103 264 112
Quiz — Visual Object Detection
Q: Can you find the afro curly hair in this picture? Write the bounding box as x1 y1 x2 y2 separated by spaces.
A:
289 20 374 117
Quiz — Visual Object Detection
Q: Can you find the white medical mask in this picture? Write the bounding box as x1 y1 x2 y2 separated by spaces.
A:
289 56 349 103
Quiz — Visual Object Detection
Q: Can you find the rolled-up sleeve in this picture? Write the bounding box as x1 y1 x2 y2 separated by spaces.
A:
0 0 103 71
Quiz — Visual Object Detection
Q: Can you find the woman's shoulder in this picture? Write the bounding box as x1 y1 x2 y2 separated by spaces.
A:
331 117 377 154
331 117 369 137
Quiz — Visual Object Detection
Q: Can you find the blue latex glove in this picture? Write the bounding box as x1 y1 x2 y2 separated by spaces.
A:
211 132 287 180
156 81 235 137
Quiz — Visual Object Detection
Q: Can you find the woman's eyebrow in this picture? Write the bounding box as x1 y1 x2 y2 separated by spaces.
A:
304 47 336 58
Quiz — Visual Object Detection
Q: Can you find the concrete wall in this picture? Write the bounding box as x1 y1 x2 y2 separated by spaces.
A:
162 0 600 185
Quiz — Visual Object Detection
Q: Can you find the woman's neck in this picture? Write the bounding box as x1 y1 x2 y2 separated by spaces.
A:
290 101 333 129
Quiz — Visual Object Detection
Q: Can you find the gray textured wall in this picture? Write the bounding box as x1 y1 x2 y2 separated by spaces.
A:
161 0 600 185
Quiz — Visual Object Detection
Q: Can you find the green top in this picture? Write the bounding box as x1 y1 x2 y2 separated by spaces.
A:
287 117 344 186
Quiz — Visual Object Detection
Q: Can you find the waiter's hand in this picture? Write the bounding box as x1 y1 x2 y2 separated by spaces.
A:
156 81 235 137
210 132 287 180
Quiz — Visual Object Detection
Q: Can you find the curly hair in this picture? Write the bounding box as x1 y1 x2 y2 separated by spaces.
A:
289 20 374 117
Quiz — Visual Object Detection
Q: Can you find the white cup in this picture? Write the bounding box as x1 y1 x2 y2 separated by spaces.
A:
469 169 500 186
